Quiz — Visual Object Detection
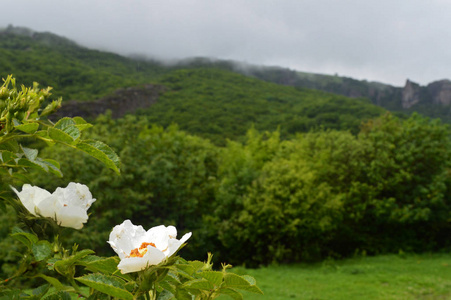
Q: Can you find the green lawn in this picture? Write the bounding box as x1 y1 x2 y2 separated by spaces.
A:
228 253 451 300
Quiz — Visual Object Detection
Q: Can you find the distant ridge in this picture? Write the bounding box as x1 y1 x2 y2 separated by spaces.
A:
2 25 451 122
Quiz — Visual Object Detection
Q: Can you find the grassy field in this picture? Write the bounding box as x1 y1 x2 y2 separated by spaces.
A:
228 253 451 300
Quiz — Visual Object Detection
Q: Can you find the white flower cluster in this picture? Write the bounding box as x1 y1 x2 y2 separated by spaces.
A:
13 183 191 274
12 182 96 229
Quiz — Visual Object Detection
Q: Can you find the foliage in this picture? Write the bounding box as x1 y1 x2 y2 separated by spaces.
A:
211 113 451 264
0 26 166 100
0 77 261 299
34 114 219 260
32 109 451 267
138 68 385 144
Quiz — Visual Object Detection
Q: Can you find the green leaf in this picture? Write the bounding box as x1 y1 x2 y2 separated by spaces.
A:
10 231 38 250
54 118 81 139
42 291 72 300
30 284 50 297
174 288 193 300
21 146 38 161
183 278 214 290
73 116 93 131
40 98 62 117
48 127 76 144
34 274 76 293
188 260 205 272
0 139 19 152
199 271 223 287
76 140 120 174
14 122 39 134
217 288 243 300
41 158 62 177
54 117 75 130
32 240 52 261
175 264 195 277
157 289 175 300
80 256 132 281
223 273 263 294
0 150 16 163
54 249 95 276
76 273 133 300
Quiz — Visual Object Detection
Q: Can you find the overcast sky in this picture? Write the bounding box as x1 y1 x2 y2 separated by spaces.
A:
2 0 450 86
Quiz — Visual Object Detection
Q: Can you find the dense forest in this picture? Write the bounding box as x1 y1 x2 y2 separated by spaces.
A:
1 26 451 280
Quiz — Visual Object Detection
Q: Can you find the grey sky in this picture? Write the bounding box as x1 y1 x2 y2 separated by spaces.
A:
2 0 451 86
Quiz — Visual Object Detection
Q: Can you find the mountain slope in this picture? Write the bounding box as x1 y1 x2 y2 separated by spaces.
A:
0 25 167 100
136 68 386 144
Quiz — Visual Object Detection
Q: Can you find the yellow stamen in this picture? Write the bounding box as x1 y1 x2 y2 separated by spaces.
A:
129 242 156 258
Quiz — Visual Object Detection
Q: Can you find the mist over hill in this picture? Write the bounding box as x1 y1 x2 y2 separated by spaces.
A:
2 25 451 123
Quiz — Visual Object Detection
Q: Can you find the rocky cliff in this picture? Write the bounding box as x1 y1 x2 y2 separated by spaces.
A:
400 79 451 109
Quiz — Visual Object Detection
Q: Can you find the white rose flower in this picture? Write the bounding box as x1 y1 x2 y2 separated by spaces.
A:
108 220 192 274
12 182 96 229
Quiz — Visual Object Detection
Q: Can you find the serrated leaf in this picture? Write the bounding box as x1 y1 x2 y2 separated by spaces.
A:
199 271 223 287
76 273 133 300
175 264 195 277
31 284 50 297
217 288 243 300
54 117 75 130
21 146 38 161
0 150 16 163
0 139 19 152
157 289 175 300
175 288 193 300
80 256 132 281
48 127 76 144
42 291 72 300
14 122 39 134
242 275 256 285
32 240 52 261
183 278 214 290
73 117 93 131
76 123 93 131
53 118 81 140
223 273 263 294
188 260 205 272
76 140 120 174
72 117 88 124
54 249 95 276
42 159 62 177
16 156 61 175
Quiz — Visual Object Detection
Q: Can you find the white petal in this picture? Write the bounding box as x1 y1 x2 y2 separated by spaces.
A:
54 182 96 209
145 225 174 252
108 220 147 260
166 232 192 257
34 194 60 219
117 246 166 274
56 206 88 229
12 184 52 215
179 232 192 245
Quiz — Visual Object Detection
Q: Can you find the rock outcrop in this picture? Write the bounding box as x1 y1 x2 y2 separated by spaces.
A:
51 84 165 120
401 80 421 109
427 79 451 106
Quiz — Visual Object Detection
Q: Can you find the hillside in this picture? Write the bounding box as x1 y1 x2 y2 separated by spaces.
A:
0 25 167 100
138 68 386 143
2 25 451 124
